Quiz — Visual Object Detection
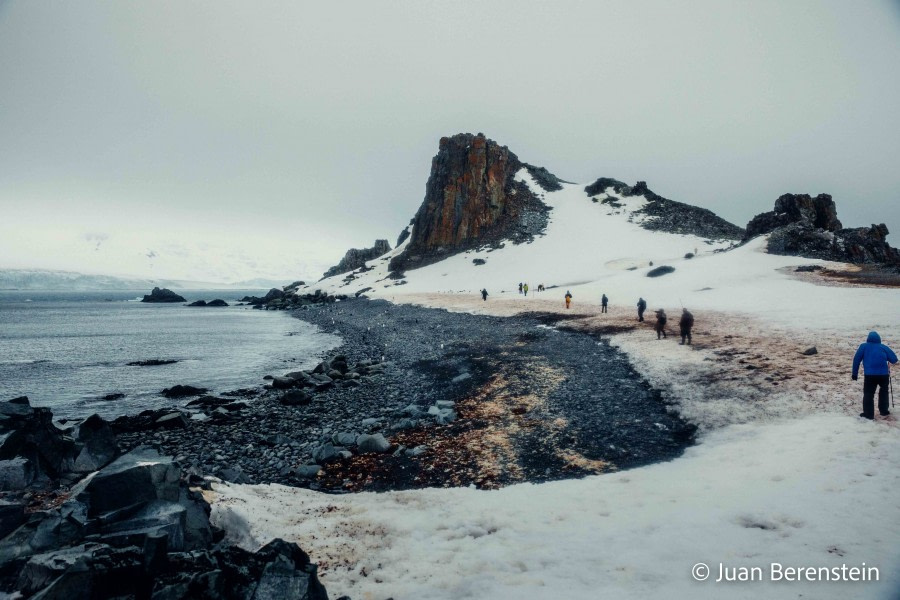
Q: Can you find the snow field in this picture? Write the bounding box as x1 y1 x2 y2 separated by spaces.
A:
211 414 900 599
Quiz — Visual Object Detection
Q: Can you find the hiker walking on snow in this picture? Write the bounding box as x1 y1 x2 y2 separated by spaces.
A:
481 288 488 301
524 283 529 297
679 308 694 345
565 290 573 309
852 331 898 420
654 309 667 339
519 283 523 295
637 297 647 322
601 294 608 313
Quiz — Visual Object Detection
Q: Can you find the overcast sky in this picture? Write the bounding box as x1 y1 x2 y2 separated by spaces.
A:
1 1 899 282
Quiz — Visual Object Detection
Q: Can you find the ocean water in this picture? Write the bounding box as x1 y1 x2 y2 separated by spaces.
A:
0 290 341 419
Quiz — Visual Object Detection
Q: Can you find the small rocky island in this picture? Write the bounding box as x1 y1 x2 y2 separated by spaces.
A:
187 299 229 307
141 287 187 303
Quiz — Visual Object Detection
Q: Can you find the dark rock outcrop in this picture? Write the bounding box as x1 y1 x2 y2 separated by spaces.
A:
745 194 900 266
141 287 186 303
0 397 121 486
389 133 551 273
646 266 675 277
585 179 745 241
127 359 178 367
323 239 391 279
161 385 208 398
523 163 567 192
187 299 228 307
0 442 329 599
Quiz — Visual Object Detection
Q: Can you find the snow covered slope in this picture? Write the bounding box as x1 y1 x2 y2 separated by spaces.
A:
301 169 896 332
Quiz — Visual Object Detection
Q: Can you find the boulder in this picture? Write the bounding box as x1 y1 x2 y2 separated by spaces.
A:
0 457 34 491
140 287 186 303
356 434 391 454
311 443 341 464
187 300 208 307
801 347 818 356
271 376 297 390
154 412 189 429
78 447 181 517
161 385 208 398
295 465 321 479
279 390 311 406
0 498 26 539
331 432 357 447
646 265 675 277
207 299 229 307
72 414 119 472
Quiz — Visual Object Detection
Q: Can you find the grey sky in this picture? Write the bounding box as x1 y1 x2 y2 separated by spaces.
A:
1 1 899 282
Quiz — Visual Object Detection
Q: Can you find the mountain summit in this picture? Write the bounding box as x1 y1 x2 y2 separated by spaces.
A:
388 133 552 273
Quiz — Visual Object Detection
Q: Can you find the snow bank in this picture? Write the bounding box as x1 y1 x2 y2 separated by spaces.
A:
212 414 900 599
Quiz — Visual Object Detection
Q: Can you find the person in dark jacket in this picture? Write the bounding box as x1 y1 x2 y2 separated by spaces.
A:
679 308 694 345
518 283 523 294
601 294 608 313
481 288 488 301
852 331 897 419
637 297 647 322
654 309 667 339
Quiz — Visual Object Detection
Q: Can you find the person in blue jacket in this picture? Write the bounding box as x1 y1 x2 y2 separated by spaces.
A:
852 331 898 419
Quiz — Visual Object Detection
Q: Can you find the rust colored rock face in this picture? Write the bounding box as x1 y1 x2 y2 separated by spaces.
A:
390 133 548 272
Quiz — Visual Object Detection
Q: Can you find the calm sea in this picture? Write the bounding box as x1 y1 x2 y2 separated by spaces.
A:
0 290 340 419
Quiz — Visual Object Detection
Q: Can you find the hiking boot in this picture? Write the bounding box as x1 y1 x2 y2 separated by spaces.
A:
859 412 874 420
880 411 891 416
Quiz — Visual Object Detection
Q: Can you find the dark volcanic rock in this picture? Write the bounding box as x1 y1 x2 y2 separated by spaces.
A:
323 239 391 278
585 179 745 240
206 299 228 307
161 385 208 398
141 287 186 303
746 194 900 267
188 300 208 307
128 359 178 367
523 163 567 192
389 133 551 273
0 437 330 600
646 265 676 277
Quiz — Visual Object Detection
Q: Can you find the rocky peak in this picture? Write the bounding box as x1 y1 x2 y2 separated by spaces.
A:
746 193 841 239
584 178 745 241
745 194 899 267
388 133 551 273
322 239 391 279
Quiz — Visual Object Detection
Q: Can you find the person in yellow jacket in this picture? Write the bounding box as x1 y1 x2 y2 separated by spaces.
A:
564 290 572 309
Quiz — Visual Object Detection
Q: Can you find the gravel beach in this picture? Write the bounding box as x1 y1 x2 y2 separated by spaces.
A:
118 298 695 491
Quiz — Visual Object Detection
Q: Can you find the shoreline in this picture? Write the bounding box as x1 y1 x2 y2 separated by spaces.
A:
116 297 695 491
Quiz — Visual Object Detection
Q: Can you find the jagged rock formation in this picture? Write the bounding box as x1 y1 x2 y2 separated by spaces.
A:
585 179 745 240
745 193 900 267
389 133 552 273
524 164 568 192
323 239 391 278
0 397 330 599
745 193 842 238
141 287 186 303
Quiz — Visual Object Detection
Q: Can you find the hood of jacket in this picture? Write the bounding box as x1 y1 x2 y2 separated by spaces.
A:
867 331 881 344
